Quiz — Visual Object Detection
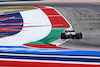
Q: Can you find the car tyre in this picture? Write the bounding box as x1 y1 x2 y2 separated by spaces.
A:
61 33 66 39
76 33 82 39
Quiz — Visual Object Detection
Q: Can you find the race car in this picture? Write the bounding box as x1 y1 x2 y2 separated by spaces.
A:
61 28 82 39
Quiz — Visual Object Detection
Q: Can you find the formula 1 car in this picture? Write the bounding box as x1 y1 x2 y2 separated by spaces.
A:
61 28 82 39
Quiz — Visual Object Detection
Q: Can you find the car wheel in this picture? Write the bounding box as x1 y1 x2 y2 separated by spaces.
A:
76 33 82 39
61 33 66 39
79 33 82 39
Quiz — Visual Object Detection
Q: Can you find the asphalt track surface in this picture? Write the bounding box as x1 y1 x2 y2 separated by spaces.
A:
53 4 100 50
1 3 100 50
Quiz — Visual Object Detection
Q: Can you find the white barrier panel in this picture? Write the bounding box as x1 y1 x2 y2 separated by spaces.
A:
0 8 51 46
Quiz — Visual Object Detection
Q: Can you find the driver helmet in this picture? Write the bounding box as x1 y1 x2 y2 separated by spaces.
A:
64 28 75 32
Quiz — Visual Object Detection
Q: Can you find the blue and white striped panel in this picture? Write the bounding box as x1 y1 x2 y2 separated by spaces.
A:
0 13 23 38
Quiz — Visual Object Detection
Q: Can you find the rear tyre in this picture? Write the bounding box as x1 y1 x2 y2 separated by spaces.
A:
76 33 82 39
61 33 66 39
